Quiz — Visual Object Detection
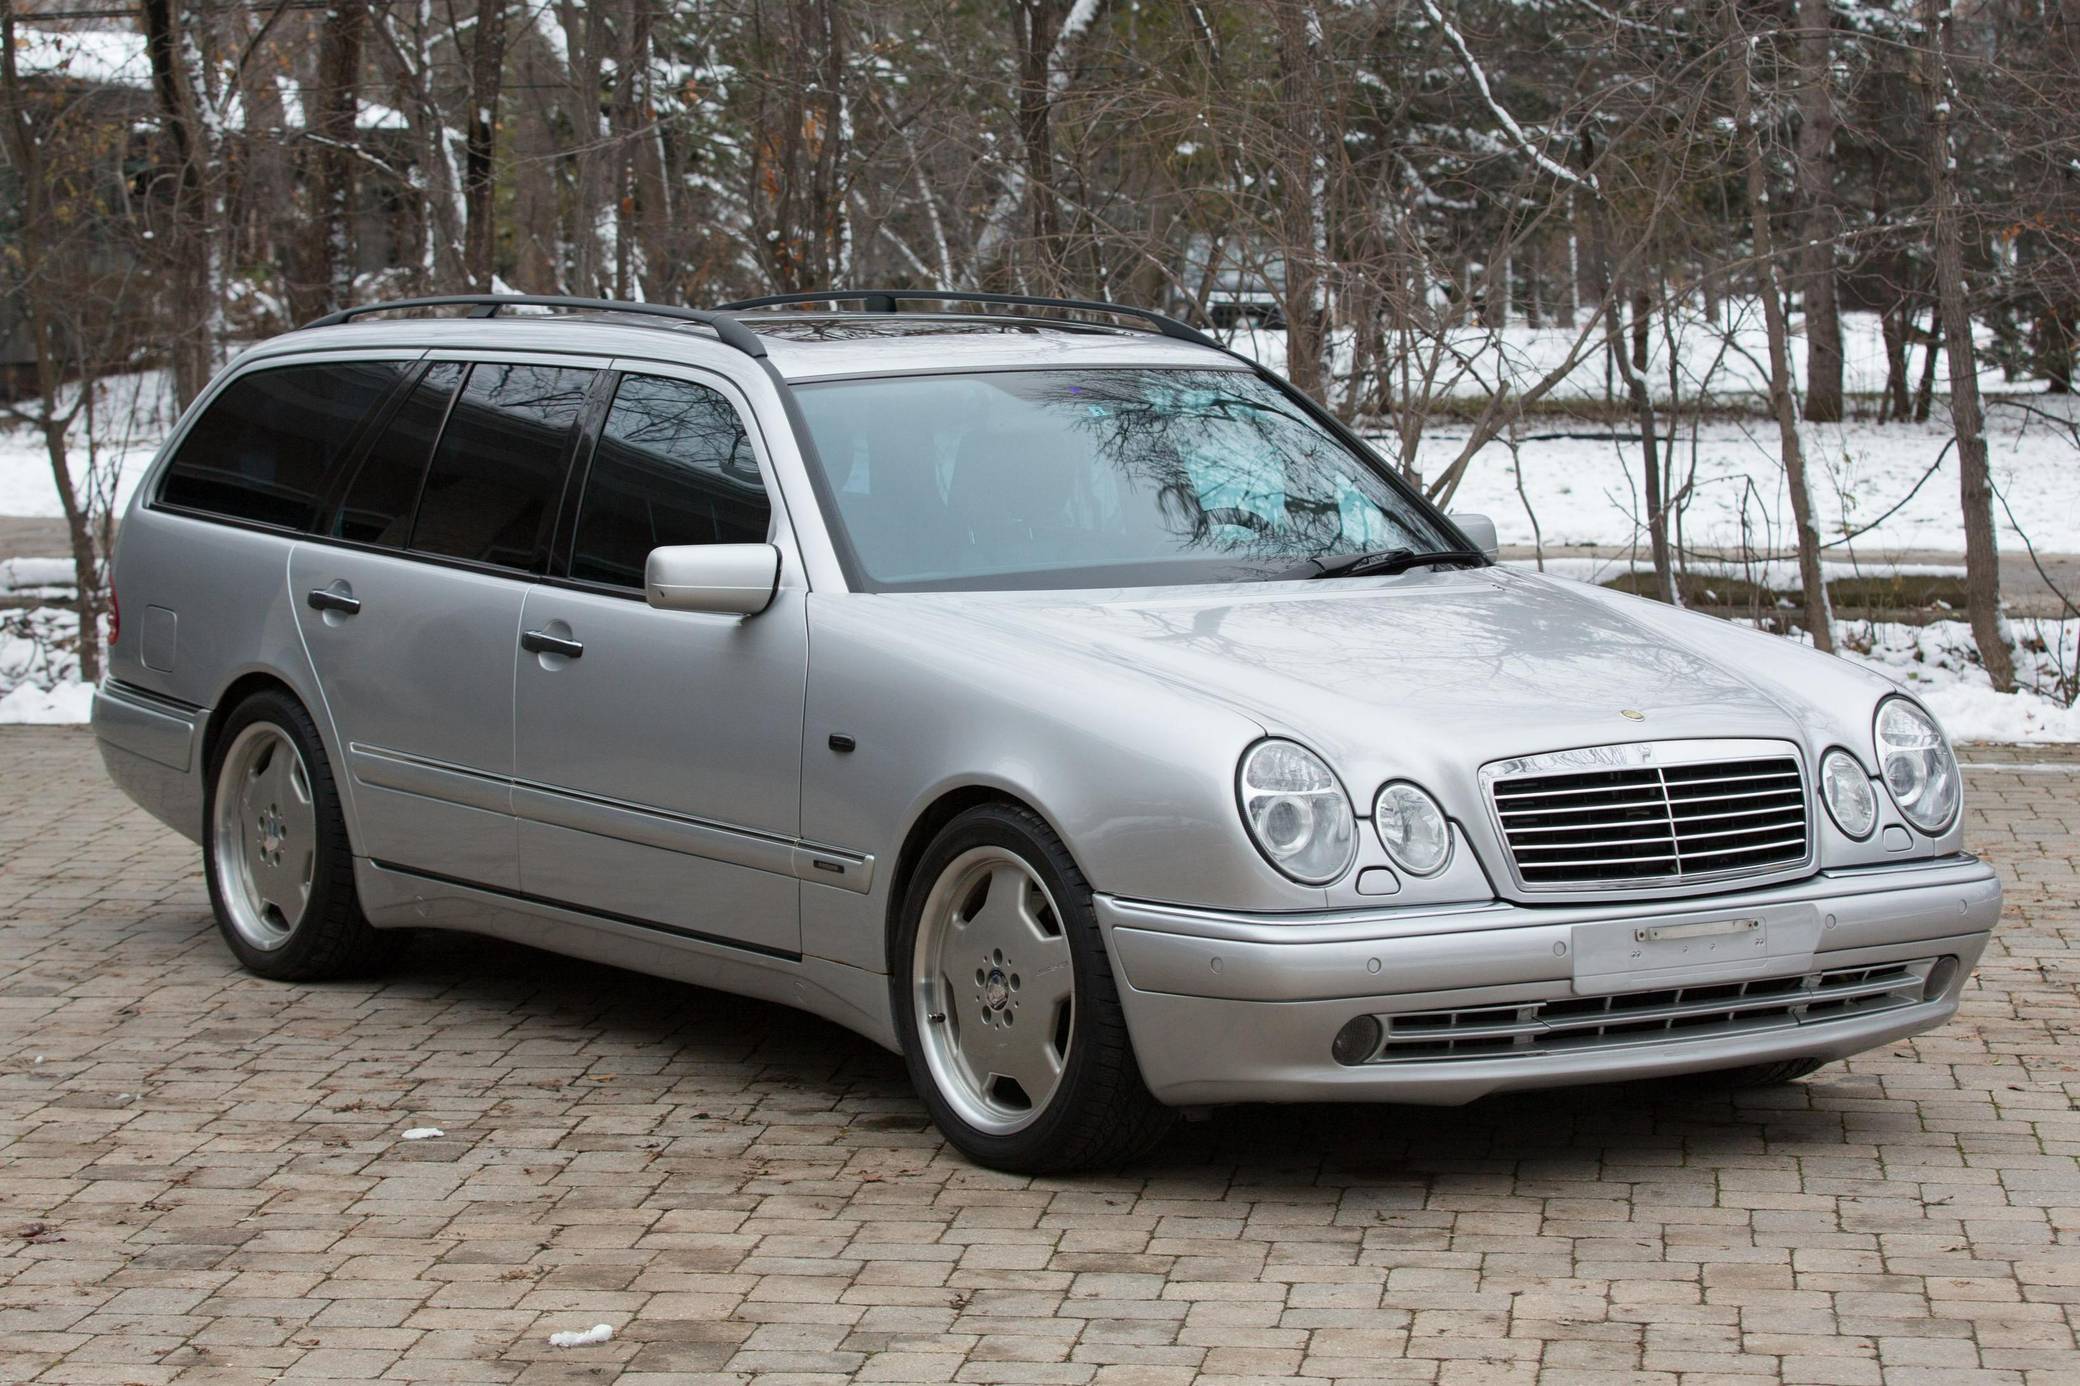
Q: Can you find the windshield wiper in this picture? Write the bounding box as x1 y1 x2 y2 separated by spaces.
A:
1279 546 1487 581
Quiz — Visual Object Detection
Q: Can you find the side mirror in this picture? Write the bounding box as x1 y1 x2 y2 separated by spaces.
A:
644 543 781 616
1448 512 1499 561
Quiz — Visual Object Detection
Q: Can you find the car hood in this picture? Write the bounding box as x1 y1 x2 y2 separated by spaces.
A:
900 565 1895 796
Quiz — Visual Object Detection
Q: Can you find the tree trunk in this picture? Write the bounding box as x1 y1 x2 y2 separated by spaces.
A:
609 1 653 298
554 0 611 294
1914 309 1941 422
749 0 847 292
1923 0 2014 689
1796 0 1843 422
1734 15 1834 651
1584 187 1674 604
1010 0 1066 291
464 0 508 291
1613 280 1674 604
300 1 367 318
139 0 215 409
1880 302 1911 421
1525 238 1543 329
1273 0 1330 399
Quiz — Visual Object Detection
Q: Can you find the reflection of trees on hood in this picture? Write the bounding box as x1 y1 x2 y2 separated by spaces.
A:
1022 370 1419 562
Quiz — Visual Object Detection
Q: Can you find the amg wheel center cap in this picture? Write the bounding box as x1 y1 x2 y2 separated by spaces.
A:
257 807 285 862
982 969 1010 1012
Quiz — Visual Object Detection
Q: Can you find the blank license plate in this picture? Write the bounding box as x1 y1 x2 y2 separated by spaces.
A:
1571 903 1823 996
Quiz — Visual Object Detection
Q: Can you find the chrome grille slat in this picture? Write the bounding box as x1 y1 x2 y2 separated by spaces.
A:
1512 833 1675 851
1678 835 1808 859
1366 959 1935 1063
1507 850 1681 869
1486 744 1812 890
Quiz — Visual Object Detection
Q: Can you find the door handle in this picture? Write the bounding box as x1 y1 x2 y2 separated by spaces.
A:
307 587 361 615
521 629 584 659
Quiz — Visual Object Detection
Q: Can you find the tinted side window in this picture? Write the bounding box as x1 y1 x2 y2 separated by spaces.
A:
332 362 464 546
409 363 594 570
159 361 402 528
570 375 771 588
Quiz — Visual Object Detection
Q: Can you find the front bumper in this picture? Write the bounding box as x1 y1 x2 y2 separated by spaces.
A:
1097 855 2000 1106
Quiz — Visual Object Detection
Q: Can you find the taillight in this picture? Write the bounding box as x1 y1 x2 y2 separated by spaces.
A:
108 586 120 647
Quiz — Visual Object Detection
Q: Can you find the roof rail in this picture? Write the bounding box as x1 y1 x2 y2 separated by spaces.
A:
716 289 1222 351
301 294 768 359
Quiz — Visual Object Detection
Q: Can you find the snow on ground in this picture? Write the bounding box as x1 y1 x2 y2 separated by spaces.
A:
0 365 177 518
0 606 93 725
1814 617 2080 744
1513 555 1969 591
1228 301 2028 406
1440 407 2080 556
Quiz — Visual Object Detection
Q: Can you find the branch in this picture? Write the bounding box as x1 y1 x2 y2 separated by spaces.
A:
1417 0 1598 194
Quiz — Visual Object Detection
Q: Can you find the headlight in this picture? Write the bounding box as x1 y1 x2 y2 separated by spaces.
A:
1874 698 1960 834
1374 781 1451 874
1238 739 1356 884
1818 748 1876 839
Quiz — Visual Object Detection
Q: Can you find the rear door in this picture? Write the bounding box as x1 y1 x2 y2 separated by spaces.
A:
511 365 809 956
293 357 599 889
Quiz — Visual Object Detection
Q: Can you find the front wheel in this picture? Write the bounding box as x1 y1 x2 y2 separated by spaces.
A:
892 803 1173 1172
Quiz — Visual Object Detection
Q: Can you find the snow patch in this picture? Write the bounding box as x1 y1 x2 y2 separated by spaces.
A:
548 1324 614 1348
0 607 90 724
0 681 94 725
0 557 76 594
1791 618 2080 744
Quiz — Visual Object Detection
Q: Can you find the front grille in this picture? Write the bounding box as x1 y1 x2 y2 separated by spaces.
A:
1359 958 1936 1064
1489 750 1809 890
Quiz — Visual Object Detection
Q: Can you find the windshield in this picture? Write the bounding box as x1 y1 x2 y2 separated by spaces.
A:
793 368 1462 592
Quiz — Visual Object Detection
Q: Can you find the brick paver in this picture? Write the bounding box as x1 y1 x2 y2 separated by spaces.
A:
1 726 2074 1384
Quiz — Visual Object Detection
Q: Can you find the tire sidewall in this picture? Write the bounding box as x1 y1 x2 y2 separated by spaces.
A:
202 691 350 977
890 805 1122 1167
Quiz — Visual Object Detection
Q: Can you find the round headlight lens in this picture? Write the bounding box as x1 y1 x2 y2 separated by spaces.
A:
1819 748 1877 839
1238 740 1357 884
1373 781 1452 875
1874 698 1960 834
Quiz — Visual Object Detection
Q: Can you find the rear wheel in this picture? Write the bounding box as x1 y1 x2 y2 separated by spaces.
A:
893 803 1172 1172
204 690 395 981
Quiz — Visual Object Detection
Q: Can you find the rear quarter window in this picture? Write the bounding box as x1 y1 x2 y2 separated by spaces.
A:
157 360 404 529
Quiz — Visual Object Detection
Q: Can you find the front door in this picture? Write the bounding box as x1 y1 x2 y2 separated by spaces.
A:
512 367 808 957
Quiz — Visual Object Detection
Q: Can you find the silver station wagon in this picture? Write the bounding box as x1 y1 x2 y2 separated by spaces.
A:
93 291 2002 1172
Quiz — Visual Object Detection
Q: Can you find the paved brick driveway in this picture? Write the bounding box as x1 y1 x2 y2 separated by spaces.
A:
1 727 2074 1385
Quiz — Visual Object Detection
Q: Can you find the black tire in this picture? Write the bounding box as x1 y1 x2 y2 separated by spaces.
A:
202 689 398 981
891 803 1174 1173
1702 1057 1830 1089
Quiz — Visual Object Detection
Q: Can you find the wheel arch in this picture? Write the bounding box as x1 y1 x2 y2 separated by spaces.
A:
202 671 311 768
883 783 1076 973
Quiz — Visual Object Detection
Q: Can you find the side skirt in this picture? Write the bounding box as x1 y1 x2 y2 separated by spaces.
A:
354 857 900 1053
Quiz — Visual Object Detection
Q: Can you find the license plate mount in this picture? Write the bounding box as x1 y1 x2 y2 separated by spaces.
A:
1570 903 1823 996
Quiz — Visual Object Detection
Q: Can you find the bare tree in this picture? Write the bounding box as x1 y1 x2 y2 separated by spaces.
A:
464 0 509 291
139 0 217 407
0 0 126 680
1795 0 1843 422
1920 0 2014 689
1732 10 1834 652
